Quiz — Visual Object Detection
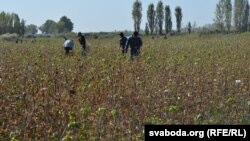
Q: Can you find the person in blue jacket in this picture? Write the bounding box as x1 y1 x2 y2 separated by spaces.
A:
125 31 143 61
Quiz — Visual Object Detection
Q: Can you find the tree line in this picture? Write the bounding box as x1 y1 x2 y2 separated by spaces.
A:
2 0 249 36
0 11 74 36
132 0 183 35
39 16 73 34
0 12 25 35
186 0 250 33
133 0 250 35
215 0 250 33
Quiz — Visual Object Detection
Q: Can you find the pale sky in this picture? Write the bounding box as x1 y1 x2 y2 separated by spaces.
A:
0 0 227 33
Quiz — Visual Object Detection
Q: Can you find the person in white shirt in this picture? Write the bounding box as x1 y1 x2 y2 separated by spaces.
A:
63 36 74 55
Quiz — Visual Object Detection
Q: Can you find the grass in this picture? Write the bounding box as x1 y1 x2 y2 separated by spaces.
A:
1 33 250 140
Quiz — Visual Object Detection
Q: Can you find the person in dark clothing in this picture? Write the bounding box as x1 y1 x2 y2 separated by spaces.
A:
77 32 86 55
119 32 127 54
125 31 143 61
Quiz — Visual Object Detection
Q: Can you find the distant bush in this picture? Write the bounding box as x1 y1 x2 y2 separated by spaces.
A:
198 28 214 37
0 33 19 41
24 34 36 38
93 34 99 39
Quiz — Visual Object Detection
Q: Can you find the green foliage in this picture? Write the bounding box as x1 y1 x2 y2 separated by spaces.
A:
62 134 73 141
50 132 59 141
39 16 74 35
58 16 74 33
226 97 236 105
145 116 162 124
68 121 80 129
110 109 119 119
25 24 38 35
196 114 205 123
81 102 91 118
167 105 179 113
39 19 58 34
96 107 106 116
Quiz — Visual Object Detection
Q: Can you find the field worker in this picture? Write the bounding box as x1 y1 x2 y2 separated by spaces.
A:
119 32 127 54
63 36 74 55
77 32 86 56
125 31 143 61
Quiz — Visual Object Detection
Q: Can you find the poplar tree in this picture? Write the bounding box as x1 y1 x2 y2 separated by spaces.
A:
175 6 182 33
156 0 164 35
147 3 155 35
215 0 225 32
234 0 244 32
145 23 149 35
225 0 232 32
165 5 172 34
132 0 142 32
